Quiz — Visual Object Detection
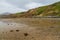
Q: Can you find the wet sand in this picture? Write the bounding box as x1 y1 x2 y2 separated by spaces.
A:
0 18 60 40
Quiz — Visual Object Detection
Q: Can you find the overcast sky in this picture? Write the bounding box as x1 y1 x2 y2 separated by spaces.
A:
0 0 60 14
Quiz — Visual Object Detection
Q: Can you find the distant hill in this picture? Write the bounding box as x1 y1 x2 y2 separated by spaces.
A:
0 12 12 18
0 2 60 18
1 12 11 15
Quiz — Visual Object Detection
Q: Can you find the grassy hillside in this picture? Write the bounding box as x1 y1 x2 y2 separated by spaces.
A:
0 2 60 18
38 2 60 16
23 1 60 17
16 1 60 17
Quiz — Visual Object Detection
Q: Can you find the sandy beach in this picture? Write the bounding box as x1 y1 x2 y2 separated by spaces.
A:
0 18 60 40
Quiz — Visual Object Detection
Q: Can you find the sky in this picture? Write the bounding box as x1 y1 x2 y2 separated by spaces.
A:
0 0 60 14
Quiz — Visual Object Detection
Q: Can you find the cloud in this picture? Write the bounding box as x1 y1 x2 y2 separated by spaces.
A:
39 0 60 4
25 2 45 9
7 0 60 9
0 1 26 14
0 0 60 13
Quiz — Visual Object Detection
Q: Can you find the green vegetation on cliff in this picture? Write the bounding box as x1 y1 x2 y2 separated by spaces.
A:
0 2 60 18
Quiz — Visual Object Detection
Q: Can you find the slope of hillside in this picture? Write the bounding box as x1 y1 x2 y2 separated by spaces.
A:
38 2 60 16
23 1 60 17
15 1 60 17
0 2 60 18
